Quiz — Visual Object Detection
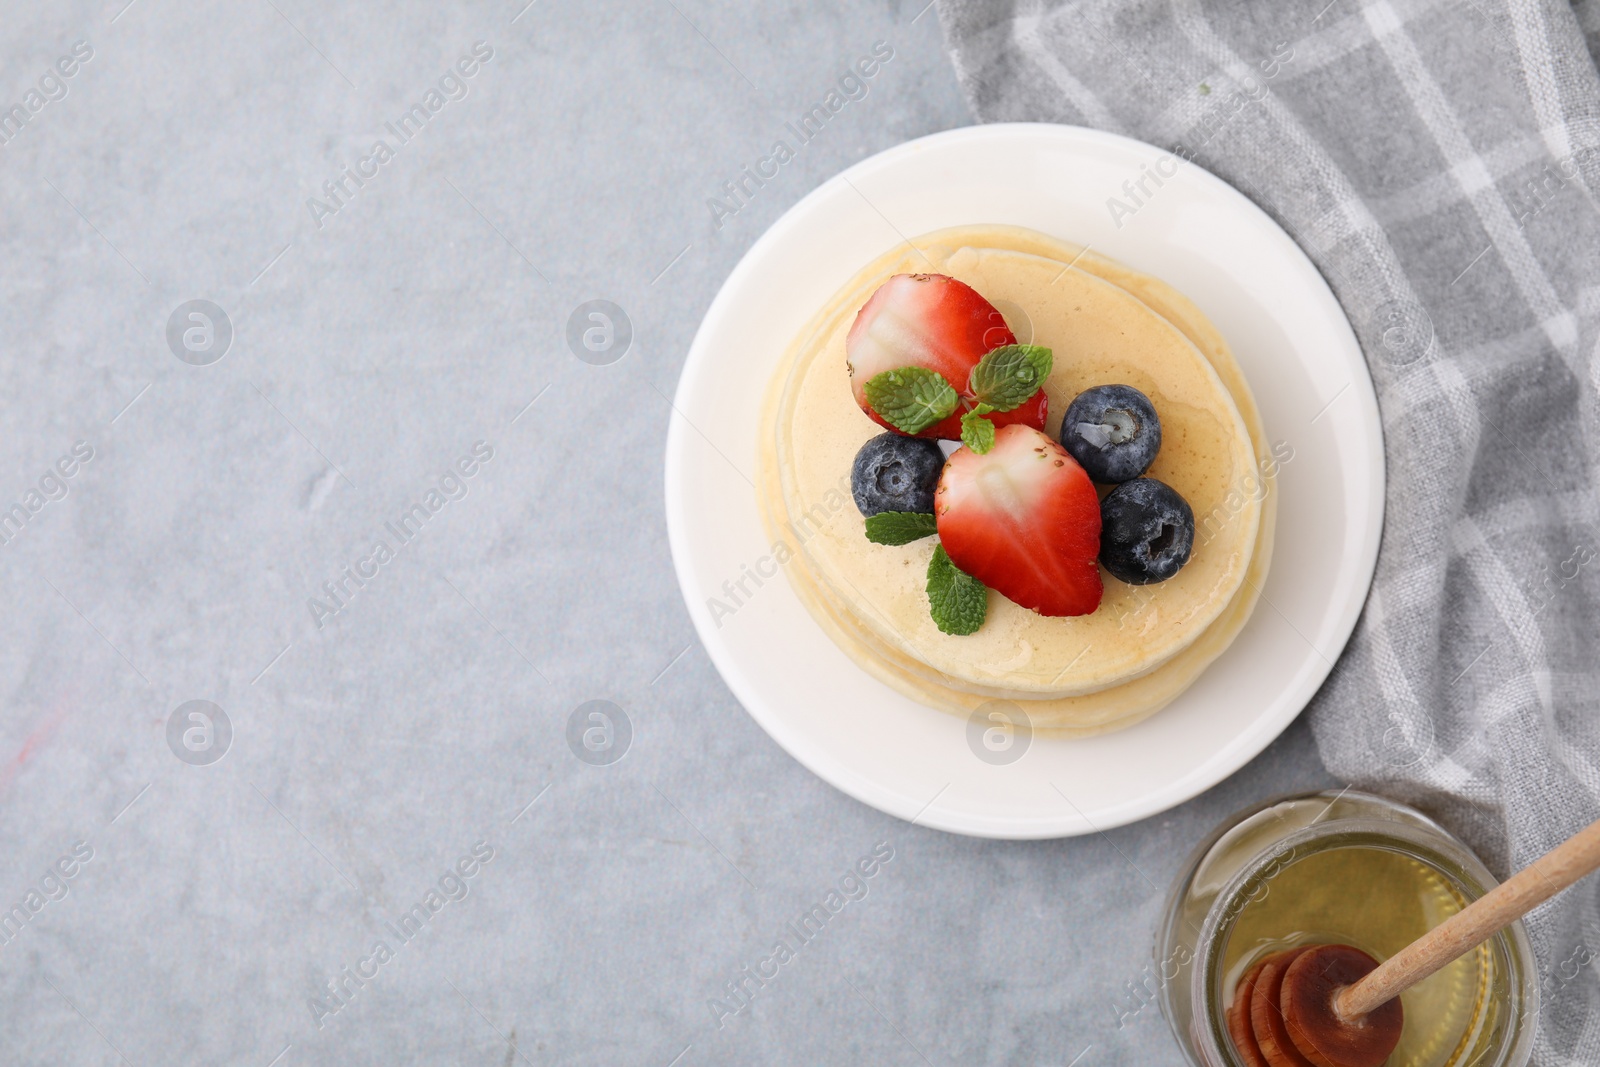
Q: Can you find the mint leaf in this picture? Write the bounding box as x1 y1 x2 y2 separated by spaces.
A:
927 545 988 635
968 345 1053 412
864 511 939 546
960 407 996 454
862 367 959 434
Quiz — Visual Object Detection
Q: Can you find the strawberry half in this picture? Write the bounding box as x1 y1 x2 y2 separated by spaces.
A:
846 273 1048 440
935 424 1103 617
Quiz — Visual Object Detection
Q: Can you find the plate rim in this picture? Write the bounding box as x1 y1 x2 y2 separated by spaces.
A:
665 121 1385 838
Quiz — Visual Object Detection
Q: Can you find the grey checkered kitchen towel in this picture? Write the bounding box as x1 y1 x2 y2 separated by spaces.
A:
937 0 1600 1060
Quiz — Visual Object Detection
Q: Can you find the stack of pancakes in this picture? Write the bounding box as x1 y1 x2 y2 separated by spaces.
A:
758 226 1275 735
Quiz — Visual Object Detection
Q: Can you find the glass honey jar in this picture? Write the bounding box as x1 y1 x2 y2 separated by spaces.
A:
1157 790 1538 1067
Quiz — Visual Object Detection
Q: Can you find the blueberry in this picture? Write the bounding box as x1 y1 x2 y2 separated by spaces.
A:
1061 385 1162 483
850 433 945 517
1099 478 1194 585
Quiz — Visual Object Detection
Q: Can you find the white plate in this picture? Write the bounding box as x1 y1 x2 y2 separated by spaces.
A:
665 124 1383 839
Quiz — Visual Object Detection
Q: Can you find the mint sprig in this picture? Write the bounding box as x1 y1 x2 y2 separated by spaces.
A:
927 545 987 635
864 511 939 545
968 345 1053 412
960 404 996 454
862 367 959 435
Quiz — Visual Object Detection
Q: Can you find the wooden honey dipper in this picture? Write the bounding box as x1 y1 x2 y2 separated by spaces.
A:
1226 814 1600 1067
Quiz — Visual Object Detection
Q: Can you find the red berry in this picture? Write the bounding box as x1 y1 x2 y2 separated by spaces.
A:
846 273 1047 440
935 425 1103 617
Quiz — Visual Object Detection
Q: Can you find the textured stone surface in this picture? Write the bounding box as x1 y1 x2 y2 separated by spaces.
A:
0 3 1332 1064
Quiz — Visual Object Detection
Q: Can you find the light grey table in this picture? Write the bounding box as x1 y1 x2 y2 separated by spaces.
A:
0 2 1335 1064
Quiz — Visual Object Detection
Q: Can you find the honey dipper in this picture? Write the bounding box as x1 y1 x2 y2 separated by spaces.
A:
1226 814 1600 1067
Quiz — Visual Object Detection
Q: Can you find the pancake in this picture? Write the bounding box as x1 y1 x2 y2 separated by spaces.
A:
758 226 1277 732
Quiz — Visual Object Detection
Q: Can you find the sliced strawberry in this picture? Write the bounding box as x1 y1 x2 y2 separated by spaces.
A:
846 273 1047 440
935 424 1103 617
